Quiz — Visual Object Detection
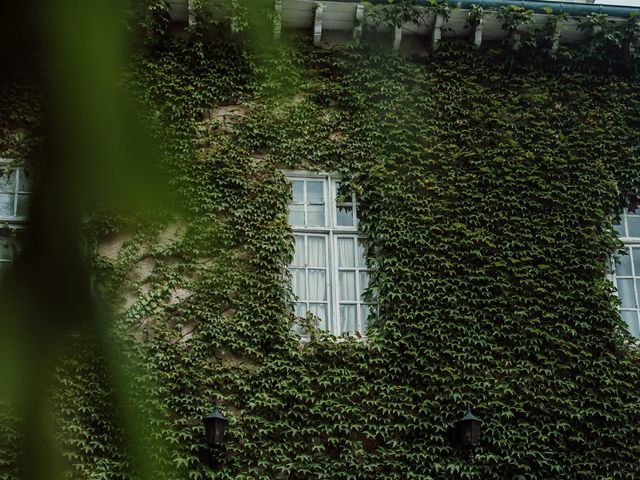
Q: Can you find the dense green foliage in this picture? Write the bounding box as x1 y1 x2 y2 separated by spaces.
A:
3 8 640 479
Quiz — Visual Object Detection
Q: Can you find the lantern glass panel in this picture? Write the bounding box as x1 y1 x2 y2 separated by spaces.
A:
470 419 481 445
462 422 473 447
213 418 227 445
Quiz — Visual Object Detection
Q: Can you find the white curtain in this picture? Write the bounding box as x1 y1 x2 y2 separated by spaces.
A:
307 236 325 267
309 304 328 329
291 269 306 300
292 235 305 267
340 305 357 332
617 278 636 308
359 272 369 295
308 270 326 301
360 305 370 330
339 271 356 301
338 238 355 267
357 239 366 267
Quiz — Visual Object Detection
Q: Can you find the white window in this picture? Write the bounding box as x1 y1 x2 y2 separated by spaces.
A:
0 162 33 221
0 160 33 275
286 172 371 335
613 208 640 338
0 235 18 275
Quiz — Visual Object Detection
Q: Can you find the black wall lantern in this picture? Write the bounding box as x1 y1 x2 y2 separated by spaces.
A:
203 408 228 469
457 407 482 451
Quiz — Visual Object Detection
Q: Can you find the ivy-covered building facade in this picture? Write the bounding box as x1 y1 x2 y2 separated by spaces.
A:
2 0 640 478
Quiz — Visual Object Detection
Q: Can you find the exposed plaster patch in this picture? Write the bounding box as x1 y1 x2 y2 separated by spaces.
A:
98 232 133 259
122 289 138 311
170 287 192 305
140 282 152 296
252 151 267 162
292 93 306 104
205 105 248 123
157 222 185 249
219 351 261 371
128 256 156 282
179 321 197 342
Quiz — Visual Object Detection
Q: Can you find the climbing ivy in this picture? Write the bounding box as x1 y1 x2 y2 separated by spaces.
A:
2 4 640 479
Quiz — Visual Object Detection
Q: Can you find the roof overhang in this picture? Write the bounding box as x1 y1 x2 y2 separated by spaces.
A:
165 0 640 50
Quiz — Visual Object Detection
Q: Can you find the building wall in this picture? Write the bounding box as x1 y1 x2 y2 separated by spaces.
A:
2 26 640 480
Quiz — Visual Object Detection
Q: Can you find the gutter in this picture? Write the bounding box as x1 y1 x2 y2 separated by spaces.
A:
364 0 640 17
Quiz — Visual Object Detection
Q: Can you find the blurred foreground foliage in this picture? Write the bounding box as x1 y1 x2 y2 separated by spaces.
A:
1 1 640 479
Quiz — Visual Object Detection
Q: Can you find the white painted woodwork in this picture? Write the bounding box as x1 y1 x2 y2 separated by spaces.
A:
431 14 443 49
392 25 402 51
314 2 324 47
162 0 634 51
353 3 364 40
187 0 195 26
274 0 283 40
473 22 483 48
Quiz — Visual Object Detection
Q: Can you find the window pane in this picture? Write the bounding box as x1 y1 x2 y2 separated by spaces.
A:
628 216 640 237
308 270 326 301
0 170 16 193
634 248 640 274
360 304 370 331
616 249 633 276
292 235 305 266
613 220 625 236
18 169 33 192
307 204 325 227
289 204 304 226
617 279 636 308
309 304 328 330
307 237 326 267
0 239 13 261
339 271 357 301
335 183 351 204
291 181 304 203
340 305 357 332
307 181 324 203
359 271 369 296
0 262 10 276
291 269 306 300
336 206 354 226
622 310 640 338
295 303 306 318
0 193 14 216
337 238 355 267
16 194 30 217
357 239 367 267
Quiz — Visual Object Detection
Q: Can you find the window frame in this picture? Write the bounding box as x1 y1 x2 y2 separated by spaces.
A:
0 158 32 224
284 170 370 336
612 208 640 338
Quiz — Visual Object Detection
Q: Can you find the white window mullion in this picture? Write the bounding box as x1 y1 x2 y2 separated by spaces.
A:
352 191 358 226
624 208 629 238
303 180 308 227
613 209 640 338
632 247 640 333
353 237 362 332
13 167 19 217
